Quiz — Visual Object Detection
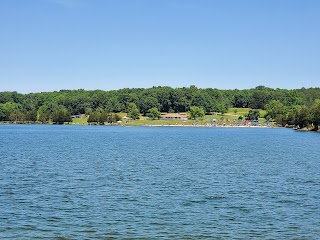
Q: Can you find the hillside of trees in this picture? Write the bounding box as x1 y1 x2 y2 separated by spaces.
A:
1 85 320 129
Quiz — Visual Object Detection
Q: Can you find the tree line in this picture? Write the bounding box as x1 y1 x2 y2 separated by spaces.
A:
0 86 320 127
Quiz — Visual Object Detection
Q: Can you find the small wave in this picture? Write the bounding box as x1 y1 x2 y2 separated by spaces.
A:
79 229 97 233
17 225 37 231
205 195 225 200
47 216 63 222
55 237 73 240
276 199 298 204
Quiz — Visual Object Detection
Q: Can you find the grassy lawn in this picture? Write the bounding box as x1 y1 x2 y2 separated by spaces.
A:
115 112 127 118
227 108 251 116
227 108 266 117
71 108 268 126
72 117 89 125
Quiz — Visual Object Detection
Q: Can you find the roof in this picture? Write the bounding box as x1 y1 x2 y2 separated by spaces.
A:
161 113 188 118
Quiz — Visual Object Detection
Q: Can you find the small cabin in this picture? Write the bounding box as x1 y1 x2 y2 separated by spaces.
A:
160 113 188 120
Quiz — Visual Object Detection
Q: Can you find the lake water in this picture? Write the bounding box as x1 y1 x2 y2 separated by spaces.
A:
0 125 319 239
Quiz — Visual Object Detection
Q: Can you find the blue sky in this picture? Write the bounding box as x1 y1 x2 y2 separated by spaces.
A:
0 0 319 93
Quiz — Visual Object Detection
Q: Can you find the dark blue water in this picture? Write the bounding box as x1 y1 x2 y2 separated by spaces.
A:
0 125 319 239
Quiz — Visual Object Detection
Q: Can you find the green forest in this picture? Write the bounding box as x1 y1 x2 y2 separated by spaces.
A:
1 85 320 129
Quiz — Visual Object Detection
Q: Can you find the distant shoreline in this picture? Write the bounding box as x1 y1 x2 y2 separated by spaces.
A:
0 121 278 128
3 122 320 132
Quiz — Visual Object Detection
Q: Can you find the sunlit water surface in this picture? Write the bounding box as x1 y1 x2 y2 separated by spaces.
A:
0 125 319 239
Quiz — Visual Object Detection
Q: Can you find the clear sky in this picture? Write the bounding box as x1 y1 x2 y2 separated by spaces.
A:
0 0 319 93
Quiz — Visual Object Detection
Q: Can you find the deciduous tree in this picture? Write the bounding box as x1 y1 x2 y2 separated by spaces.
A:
146 107 161 120
188 106 205 120
127 103 140 120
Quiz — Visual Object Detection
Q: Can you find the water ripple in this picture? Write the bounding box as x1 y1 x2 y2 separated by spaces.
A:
0 125 319 239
